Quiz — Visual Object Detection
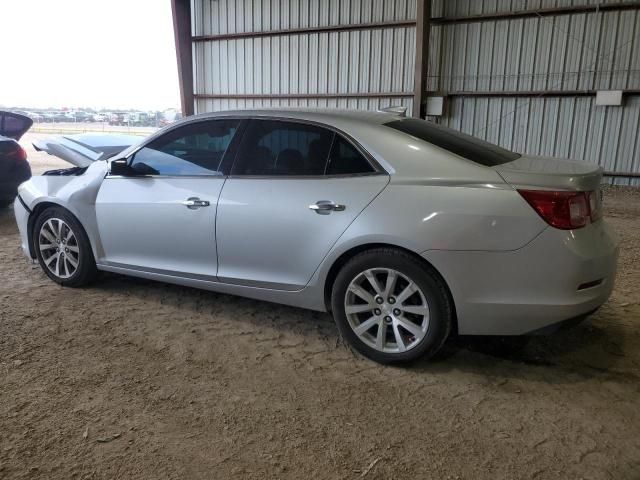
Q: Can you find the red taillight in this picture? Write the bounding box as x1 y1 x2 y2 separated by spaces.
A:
518 189 593 230
7 144 27 162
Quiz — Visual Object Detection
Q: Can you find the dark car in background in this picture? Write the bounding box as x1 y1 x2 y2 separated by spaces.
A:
0 111 32 207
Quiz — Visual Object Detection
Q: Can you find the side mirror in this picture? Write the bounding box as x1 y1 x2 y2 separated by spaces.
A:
109 158 134 176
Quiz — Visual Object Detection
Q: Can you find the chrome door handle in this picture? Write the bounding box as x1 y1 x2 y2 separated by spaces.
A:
309 200 346 215
182 197 210 209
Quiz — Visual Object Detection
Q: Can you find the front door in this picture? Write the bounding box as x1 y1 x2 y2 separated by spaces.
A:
216 119 389 290
95 119 240 278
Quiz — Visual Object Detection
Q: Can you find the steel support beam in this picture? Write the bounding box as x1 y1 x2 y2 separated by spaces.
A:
427 89 640 97
193 92 413 100
413 0 431 118
192 20 416 42
604 171 640 178
432 1 640 25
171 0 194 117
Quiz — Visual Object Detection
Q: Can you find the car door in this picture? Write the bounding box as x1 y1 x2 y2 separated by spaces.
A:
216 119 389 291
95 119 241 278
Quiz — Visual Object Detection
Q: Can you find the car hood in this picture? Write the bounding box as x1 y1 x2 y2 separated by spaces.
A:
32 133 142 167
493 155 603 191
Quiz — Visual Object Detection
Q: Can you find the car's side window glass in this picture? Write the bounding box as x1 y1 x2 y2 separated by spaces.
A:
233 120 333 176
129 120 239 176
326 136 375 175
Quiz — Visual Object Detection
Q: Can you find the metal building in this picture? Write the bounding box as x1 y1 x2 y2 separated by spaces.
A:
172 0 640 183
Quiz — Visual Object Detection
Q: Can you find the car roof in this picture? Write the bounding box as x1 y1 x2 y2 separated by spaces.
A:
185 108 403 127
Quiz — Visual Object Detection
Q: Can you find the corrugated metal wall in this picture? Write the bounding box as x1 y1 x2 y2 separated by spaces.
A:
428 0 640 184
191 0 417 115
188 0 640 183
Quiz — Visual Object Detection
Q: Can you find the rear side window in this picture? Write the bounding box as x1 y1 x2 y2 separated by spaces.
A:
326 136 375 175
233 120 333 176
385 118 519 166
130 120 239 176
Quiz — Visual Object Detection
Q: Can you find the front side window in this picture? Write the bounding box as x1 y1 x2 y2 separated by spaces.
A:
130 120 239 176
232 120 333 176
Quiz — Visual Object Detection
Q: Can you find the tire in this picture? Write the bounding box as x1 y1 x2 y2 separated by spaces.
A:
331 248 452 364
33 206 98 287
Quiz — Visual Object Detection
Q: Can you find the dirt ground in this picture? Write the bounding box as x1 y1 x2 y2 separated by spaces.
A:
1 145 639 479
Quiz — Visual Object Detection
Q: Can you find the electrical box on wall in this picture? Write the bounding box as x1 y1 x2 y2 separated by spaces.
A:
426 96 445 116
596 90 623 106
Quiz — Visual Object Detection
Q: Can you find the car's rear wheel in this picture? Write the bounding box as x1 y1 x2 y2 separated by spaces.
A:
33 206 97 287
331 248 452 364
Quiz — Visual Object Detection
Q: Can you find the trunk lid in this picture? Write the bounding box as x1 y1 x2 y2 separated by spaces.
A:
0 111 33 141
494 155 603 192
32 133 141 167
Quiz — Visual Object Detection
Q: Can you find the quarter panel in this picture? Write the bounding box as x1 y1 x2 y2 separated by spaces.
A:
333 183 548 254
422 221 619 335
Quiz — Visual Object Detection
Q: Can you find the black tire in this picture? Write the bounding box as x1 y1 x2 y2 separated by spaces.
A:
33 206 98 287
331 248 453 364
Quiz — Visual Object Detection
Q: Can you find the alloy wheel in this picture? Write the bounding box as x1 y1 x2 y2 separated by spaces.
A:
38 218 80 279
344 268 430 353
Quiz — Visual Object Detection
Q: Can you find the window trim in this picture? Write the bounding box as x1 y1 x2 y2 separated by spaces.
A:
107 115 387 180
226 116 386 179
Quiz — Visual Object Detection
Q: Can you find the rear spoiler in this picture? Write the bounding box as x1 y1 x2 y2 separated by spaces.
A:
377 106 407 117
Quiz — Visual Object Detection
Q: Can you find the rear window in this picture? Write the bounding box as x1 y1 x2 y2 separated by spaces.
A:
385 118 519 166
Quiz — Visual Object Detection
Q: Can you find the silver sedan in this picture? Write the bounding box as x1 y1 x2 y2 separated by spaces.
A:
14 109 619 363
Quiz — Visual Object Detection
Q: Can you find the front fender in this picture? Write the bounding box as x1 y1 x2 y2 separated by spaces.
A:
18 162 107 260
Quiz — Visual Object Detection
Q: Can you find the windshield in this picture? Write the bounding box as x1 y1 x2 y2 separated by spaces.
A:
385 118 520 167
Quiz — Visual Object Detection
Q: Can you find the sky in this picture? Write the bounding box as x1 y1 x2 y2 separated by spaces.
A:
0 0 180 111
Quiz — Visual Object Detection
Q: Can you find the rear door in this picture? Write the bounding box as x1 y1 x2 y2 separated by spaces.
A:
0 111 33 140
216 119 389 290
95 119 240 278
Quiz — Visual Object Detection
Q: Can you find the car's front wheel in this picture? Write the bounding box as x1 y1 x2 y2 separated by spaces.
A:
33 206 97 287
331 248 453 364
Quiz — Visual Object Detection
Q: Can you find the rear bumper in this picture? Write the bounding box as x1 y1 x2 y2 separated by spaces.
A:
0 162 31 204
422 220 619 335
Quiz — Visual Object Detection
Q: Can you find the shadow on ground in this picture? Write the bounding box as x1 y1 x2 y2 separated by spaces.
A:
91 269 634 385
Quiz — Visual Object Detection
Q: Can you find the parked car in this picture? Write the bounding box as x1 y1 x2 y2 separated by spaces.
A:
65 111 91 122
108 112 127 126
91 113 107 122
25 111 44 123
14 109 618 364
50 112 70 123
0 111 32 207
39 112 57 123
